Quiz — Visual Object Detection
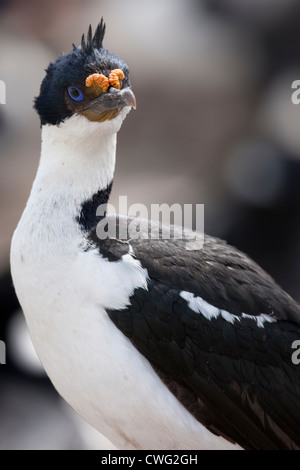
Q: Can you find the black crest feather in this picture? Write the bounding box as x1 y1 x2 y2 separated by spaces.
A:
81 19 106 53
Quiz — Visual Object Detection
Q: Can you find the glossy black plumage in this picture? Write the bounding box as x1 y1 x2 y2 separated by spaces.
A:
86 215 300 450
77 182 112 232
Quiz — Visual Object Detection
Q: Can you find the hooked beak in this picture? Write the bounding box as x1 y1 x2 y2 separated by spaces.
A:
77 87 136 123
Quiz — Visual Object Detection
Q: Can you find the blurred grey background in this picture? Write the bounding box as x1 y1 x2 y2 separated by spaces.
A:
1 0 300 449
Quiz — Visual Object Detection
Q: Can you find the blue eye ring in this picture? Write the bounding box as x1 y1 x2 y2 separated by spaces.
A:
67 86 84 102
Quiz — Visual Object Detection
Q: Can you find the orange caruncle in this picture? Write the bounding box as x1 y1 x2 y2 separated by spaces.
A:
108 69 125 90
85 73 110 93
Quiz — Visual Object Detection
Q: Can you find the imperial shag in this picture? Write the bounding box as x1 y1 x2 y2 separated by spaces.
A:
10 19 300 450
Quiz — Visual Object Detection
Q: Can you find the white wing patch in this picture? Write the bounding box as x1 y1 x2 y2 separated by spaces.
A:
180 291 276 328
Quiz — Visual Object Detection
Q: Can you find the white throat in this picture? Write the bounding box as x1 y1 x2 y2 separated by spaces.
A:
34 112 125 206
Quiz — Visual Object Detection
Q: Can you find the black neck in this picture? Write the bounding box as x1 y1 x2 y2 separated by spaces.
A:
76 182 113 232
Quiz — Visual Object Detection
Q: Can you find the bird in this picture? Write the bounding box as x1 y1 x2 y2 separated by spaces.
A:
10 19 300 450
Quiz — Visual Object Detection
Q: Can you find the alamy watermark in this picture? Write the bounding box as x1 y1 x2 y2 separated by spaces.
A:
291 340 300 365
291 80 300 104
0 340 6 365
0 80 5 104
95 197 204 250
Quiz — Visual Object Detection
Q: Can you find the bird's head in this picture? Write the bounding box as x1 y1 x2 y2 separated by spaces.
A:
34 19 136 129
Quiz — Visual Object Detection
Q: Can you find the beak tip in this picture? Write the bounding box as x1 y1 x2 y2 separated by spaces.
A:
129 91 137 110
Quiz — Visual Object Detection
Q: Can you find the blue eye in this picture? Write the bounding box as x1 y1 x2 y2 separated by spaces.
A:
68 86 84 102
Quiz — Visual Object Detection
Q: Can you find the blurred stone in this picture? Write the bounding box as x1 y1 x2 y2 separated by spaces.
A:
258 70 300 157
207 0 298 27
0 374 112 449
225 139 287 207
